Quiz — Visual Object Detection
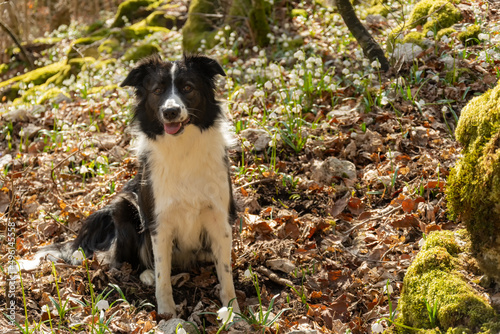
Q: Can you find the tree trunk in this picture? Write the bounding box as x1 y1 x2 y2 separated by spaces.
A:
335 0 390 72
0 19 34 70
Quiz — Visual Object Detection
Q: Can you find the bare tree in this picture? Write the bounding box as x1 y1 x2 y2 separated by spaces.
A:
335 0 390 72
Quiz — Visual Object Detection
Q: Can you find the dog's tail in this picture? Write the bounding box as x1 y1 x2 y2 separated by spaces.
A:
19 208 116 270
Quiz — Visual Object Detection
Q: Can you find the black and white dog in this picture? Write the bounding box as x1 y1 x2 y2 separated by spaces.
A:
23 55 239 316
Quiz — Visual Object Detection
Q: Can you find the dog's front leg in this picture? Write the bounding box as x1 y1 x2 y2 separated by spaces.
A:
151 227 176 316
205 209 240 314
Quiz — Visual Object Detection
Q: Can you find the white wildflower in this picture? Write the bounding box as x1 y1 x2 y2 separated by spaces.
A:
96 156 107 164
371 60 381 69
478 33 489 41
383 284 393 295
253 90 265 98
342 68 350 75
294 50 305 61
72 249 85 260
380 96 389 106
217 306 234 323
176 328 187 334
19 128 25 137
371 321 384 333
264 81 273 90
79 165 89 174
244 269 252 278
96 299 109 311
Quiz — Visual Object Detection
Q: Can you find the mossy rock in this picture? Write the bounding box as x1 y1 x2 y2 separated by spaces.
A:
98 39 121 55
437 27 457 40
68 36 104 59
182 0 220 52
0 61 68 100
122 44 160 61
145 11 176 28
111 0 158 28
88 84 118 95
37 87 70 104
403 31 425 47
397 230 498 332
121 25 170 40
388 0 461 50
291 9 308 18
85 20 105 34
447 79 500 282
0 63 9 75
458 25 481 46
93 58 117 70
366 4 390 16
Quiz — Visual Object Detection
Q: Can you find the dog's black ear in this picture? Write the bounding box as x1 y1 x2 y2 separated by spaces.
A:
121 54 163 88
184 54 226 79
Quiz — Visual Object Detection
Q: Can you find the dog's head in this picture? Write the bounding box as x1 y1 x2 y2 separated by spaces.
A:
121 54 226 139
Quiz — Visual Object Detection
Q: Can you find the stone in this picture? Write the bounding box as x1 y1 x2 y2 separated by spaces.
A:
238 128 271 151
266 258 296 274
391 43 423 62
157 318 198 334
310 157 356 185
0 154 13 170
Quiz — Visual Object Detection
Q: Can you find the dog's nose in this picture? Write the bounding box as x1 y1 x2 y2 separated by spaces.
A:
162 107 180 121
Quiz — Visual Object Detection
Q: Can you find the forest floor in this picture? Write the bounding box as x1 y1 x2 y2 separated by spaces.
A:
0 0 499 333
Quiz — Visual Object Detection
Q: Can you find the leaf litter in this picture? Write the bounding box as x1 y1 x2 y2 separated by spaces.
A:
0 0 498 333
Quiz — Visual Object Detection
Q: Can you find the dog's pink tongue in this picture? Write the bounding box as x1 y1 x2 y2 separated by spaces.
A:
164 122 181 135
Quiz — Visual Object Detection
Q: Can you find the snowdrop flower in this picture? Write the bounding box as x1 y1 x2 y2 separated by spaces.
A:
342 68 350 75
418 237 425 248
89 125 97 132
217 306 234 323
19 128 25 137
383 284 393 295
478 33 489 41
343 59 351 67
243 140 252 148
264 81 273 90
42 304 50 313
353 79 361 86
252 46 259 53
244 269 252 278
253 90 264 98
269 112 277 119
431 74 440 82
6 132 11 141
96 299 109 311
380 95 389 106
176 328 187 334
96 156 107 165
426 30 434 37
371 321 384 333
371 60 381 69
79 165 89 174
294 50 305 61
72 249 85 260
280 91 287 99
323 75 331 83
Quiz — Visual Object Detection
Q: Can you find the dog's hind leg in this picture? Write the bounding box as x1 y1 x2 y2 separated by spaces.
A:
203 207 240 313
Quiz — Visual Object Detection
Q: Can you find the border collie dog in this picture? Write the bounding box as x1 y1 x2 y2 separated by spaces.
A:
24 55 239 316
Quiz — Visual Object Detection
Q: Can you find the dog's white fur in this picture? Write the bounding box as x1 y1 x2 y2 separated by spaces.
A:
136 121 238 315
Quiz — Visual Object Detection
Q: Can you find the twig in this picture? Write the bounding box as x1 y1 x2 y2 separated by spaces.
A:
256 266 294 287
0 18 34 70
341 205 402 235
236 178 274 190
46 212 77 235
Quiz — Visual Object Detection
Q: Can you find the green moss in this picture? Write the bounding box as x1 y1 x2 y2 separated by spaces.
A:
446 79 500 280
445 67 474 83
402 32 425 47
93 58 117 70
366 4 390 16
68 36 104 59
388 0 461 50
458 25 481 46
85 20 105 34
145 11 175 27
37 87 70 104
122 44 160 61
437 27 456 40
111 0 158 27
121 25 170 40
397 230 497 331
88 84 118 95
182 0 219 52
291 9 308 18
98 39 121 54
0 63 8 75
248 0 271 47
31 37 62 44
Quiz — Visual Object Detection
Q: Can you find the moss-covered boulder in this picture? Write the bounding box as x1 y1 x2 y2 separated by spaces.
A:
458 25 481 46
98 39 121 55
68 36 104 59
120 25 170 40
447 79 500 282
111 0 159 28
122 44 160 61
395 230 498 332
0 61 68 101
389 0 462 50
182 0 271 52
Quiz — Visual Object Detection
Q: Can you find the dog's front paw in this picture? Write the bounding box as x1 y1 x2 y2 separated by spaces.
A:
157 299 177 317
139 269 155 286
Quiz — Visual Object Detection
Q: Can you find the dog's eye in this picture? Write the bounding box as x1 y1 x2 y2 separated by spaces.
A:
153 87 163 95
182 85 193 93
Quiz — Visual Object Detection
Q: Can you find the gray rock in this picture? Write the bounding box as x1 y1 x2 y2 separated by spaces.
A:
0 154 13 170
2 108 29 122
237 128 271 151
156 318 198 334
310 157 356 185
391 43 423 62
266 258 296 273
54 92 72 104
